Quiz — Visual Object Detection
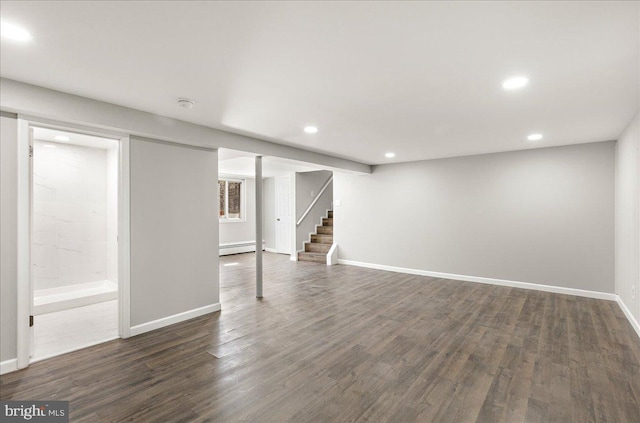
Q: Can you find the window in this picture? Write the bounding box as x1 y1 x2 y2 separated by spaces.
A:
219 177 245 221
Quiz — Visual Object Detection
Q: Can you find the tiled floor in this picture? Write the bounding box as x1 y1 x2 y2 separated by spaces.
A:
32 300 118 362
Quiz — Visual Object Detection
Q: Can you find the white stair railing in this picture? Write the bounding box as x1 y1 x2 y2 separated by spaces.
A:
296 176 333 226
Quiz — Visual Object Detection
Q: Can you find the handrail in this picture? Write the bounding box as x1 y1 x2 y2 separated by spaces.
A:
296 176 333 226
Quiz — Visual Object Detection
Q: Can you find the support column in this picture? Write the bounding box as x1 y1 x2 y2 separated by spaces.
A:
255 156 263 298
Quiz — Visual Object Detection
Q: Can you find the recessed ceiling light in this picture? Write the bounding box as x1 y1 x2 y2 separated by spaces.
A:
223 262 239 267
43 144 56 148
54 135 70 141
527 133 543 141
304 126 318 134
177 98 195 109
1 21 32 42
502 76 529 90
385 152 395 158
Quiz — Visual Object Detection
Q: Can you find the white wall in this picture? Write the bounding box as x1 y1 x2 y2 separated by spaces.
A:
296 170 333 251
32 140 114 290
1 113 18 363
130 137 218 327
219 176 256 245
335 142 615 293
615 113 640 328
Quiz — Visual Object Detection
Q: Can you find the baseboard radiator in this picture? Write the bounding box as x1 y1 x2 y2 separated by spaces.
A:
219 240 266 256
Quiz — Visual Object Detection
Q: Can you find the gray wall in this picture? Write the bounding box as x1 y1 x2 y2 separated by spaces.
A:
263 177 277 250
615 113 640 323
296 170 333 251
130 138 219 326
1 113 18 362
334 142 615 293
219 176 256 245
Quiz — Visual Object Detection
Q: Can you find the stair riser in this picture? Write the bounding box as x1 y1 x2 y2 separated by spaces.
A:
328 211 333 218
298 254 326 263
322 218 333 226
305 243 331 253
311 235 333 244
316 226 333 235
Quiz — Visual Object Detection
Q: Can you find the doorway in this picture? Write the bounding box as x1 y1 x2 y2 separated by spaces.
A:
16 119 131 368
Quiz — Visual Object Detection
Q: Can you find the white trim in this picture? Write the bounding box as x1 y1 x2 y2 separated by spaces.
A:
218 176 247 223
327 244 339 266
129 303 221 337
16 117 132 368
119 136 131 339
0 359 18 375
265 247 278 253
16 118 30 369
617 296 640 339
338 259 617 301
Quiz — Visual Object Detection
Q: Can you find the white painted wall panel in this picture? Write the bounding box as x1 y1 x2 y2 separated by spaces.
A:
615 114 640 324
130 137 218 326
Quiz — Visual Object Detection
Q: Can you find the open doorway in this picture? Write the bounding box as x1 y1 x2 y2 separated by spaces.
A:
29 127 120 361
218 149 320 259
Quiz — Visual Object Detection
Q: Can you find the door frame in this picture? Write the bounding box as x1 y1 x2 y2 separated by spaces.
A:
16 116 131 369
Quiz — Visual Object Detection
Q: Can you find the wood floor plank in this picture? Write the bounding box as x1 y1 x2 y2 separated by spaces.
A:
2 252 639 422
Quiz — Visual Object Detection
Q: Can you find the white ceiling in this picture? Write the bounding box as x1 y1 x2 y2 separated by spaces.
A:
1 1 638 165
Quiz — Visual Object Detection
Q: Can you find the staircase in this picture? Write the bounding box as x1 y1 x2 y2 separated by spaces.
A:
298 210 333 264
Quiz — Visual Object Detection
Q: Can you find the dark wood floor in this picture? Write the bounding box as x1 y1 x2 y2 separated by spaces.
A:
2 253 639 422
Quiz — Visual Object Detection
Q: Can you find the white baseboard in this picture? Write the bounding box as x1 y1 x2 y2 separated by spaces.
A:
338 259 617 301
265 247 277 253
0 358 18 375
617 297 640 339
129 303 221 337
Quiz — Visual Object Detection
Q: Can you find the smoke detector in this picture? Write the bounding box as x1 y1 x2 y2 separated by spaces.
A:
177 98 195 109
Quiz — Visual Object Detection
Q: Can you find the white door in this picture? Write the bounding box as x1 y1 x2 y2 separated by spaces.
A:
275 176 291 254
